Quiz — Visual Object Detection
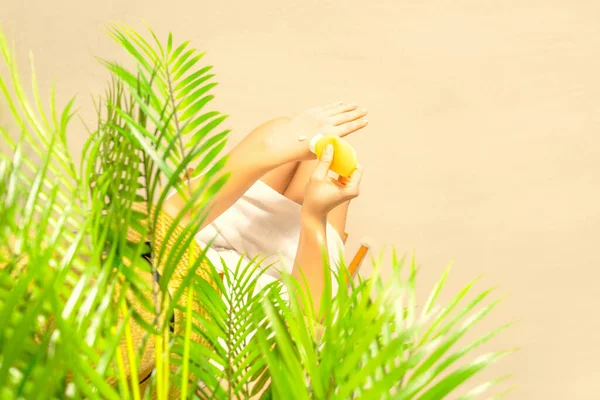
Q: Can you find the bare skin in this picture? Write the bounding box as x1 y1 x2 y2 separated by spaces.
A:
292 145 362 310
163 102 368 310
261 130 353 238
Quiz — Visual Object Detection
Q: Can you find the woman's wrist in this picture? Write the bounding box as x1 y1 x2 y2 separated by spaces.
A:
300 207 328 226
300 208 328 245
262 118 317 165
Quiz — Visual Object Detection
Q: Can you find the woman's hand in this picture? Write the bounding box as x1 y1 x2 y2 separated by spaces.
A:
265 102 368 163
302 144 363 219
293 143 362 311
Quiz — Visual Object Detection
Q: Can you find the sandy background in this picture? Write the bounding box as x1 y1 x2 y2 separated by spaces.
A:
2 0 599 398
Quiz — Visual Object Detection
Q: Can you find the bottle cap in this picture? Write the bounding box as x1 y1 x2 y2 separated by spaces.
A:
309 133 324 154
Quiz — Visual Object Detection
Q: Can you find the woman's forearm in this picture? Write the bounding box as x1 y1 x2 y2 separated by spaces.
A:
292 210 330 311
164 118 291 229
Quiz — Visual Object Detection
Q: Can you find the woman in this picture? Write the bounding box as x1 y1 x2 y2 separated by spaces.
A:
164 101 368 308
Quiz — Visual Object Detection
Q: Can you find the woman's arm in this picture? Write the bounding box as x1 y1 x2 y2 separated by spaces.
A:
164 103 368 231
292 144 363 312
164 117 292 229
292 211 329 309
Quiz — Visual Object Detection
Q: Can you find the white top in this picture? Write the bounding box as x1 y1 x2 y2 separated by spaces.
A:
194 179 345 293
166 178 345 374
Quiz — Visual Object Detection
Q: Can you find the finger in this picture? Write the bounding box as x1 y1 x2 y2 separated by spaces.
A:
344 164 364 195
325 102 358 116
349 164 363 184
333 118 369 138
331 108 368 126
313 144 334 179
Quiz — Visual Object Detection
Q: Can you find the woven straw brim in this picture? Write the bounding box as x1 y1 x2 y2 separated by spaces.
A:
125 203 218 397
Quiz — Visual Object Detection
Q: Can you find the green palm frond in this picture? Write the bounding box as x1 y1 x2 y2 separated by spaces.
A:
102 24 228 186
92 25 236 399
97 24 230 316
173 257 283 399
0 33 125 399
0 28 82 258
256 254 515 400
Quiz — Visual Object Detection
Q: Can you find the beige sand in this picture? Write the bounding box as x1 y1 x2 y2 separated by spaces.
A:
2 0 599 398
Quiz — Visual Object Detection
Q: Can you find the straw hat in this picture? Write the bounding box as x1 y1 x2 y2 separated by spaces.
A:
123 202 217 397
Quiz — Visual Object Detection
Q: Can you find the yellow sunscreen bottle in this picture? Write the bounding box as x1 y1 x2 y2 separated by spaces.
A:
309 134 357 177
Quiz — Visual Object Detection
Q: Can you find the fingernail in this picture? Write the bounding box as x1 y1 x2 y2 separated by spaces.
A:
363 118 369 124
361 108 368 113
324 144 333 155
